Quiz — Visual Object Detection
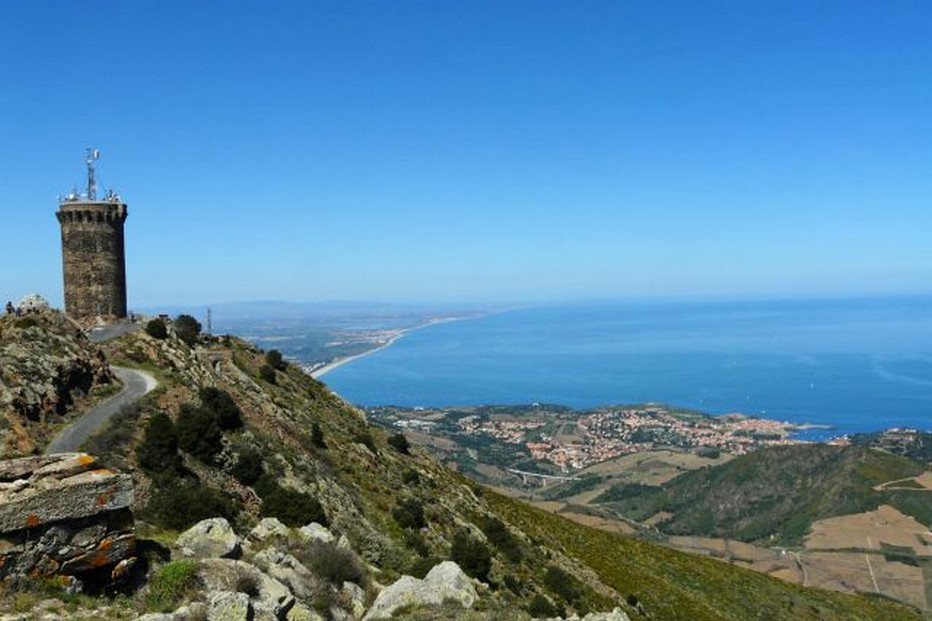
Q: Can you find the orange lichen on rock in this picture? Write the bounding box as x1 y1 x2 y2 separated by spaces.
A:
77 455 96 467
24 513 41 528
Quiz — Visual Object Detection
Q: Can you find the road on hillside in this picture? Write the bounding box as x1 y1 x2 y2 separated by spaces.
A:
45 366 157 454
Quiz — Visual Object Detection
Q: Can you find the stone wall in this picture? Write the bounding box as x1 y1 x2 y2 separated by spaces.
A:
0 453 135 588
56 201 128 319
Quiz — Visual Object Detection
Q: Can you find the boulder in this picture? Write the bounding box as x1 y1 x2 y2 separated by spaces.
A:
176 518 240 559
249 517 290 543
363 561 476 620
206 590 250 621
199 558 295 621
252 547 318 600
298 522 335 544
0 453 135 586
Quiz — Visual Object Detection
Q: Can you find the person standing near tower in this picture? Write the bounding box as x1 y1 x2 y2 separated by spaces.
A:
56 149 129 321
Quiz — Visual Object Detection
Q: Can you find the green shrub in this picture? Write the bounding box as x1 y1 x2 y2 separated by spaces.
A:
255 475 327 527
388 432 410 455
230 446 264 485
402 469 421 486
528 593 561 618
354 430 377 453
144 476 234 531
265 349 287 370
176 403 222 463
137 412 181 473
450 531 491 582
392 498 426 529
199 387 242 430
304 539 368 587
544 566 582 604
479 516 522 562
311 422 326 449
146 560 200 612
145 318 168 339
174 314 201 346
258 364 277 384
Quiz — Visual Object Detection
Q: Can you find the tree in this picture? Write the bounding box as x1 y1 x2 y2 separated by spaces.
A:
199 387 242 430
258 364 276 384
176 403 222 463
388 432 410 455
265 349 287 370
145 318 168 339
174 314 201 346
137 412 181 473
450 531 491 582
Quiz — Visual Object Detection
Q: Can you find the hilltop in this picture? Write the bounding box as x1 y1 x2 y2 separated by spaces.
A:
0 310 924 620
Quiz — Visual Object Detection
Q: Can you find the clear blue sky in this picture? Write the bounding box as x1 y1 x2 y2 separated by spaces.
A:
3 1 931 308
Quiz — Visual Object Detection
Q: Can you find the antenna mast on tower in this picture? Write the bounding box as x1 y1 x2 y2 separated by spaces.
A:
85 148 100 200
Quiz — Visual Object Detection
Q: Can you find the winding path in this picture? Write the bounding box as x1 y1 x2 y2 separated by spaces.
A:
45 366 157 454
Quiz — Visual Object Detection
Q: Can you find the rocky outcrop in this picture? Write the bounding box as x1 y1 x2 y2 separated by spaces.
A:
362 561 477 620
0 311 115 457
176 517 241 560
0 453 135 587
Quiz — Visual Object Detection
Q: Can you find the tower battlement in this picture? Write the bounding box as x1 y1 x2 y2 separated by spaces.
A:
57 152 128 320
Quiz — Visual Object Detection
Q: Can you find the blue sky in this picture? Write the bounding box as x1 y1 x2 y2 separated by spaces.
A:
2 1 931 308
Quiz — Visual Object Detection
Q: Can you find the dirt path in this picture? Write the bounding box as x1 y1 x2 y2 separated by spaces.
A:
45 366 157 454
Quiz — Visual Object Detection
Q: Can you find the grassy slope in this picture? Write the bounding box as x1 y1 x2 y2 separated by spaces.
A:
488 491 924 621
596 444 929 544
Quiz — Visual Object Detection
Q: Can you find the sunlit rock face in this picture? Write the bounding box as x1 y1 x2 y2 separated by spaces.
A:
0 453 135 588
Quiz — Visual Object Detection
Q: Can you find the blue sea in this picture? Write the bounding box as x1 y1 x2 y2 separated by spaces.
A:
322 297 932 437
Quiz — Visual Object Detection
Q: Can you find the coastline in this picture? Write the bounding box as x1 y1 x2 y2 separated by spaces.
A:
309 314 481 379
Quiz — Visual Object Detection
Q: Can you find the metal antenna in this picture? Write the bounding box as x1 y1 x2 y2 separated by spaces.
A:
85 148 100 200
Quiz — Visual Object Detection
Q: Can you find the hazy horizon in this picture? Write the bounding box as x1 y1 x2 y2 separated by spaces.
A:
4 2 931 307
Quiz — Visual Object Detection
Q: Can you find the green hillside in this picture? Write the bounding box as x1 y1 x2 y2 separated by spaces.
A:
595 443 930 544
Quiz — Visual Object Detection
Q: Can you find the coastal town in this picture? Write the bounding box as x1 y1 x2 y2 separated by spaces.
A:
369 403 811 473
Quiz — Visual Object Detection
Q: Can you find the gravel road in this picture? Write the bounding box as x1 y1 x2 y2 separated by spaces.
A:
45 366 157 454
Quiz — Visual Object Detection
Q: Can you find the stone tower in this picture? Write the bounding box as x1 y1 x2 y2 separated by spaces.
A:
56 150 128 319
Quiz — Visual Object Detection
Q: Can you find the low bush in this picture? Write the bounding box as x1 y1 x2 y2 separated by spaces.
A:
199 387 242 431
230 446 264 485
392 498 426 529
450 531 491 582
176 403 222 463
528 593 562 618
258 364 277 384
544 566 583 604
310 422 326 449
144 476 235 531
353 430 377 453
255 475 327 527
388 432 410 455
137 412 181 473
145 318 168 339
478 516 522 562
303 539 368 587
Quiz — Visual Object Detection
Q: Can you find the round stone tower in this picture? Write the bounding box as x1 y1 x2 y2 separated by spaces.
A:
56 150 128 319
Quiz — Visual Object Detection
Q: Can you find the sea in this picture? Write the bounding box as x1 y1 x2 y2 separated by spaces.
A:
322 296 932 438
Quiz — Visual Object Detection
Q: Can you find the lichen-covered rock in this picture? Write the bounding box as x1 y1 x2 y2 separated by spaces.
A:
252 547 318 600
249 517 290 543
206 590 251 621
297 521 334 544
176 517 240 559
0 453 135 586
0 311 115 457
362 561 477 620
199 558 296 621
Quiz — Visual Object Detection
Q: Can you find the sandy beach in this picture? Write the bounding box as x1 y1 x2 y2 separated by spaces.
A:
309 315 477 379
